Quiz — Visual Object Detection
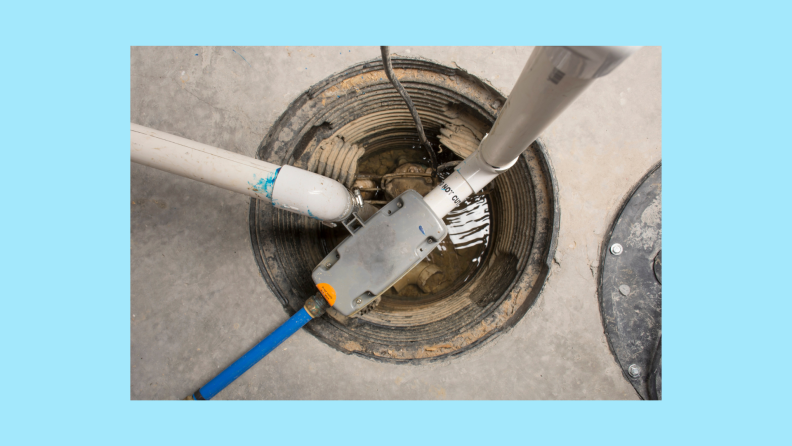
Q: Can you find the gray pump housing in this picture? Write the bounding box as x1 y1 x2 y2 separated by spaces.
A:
312 190 449 316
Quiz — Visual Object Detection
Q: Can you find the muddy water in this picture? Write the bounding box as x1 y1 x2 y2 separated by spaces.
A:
403 192 490 298
320 146 491 304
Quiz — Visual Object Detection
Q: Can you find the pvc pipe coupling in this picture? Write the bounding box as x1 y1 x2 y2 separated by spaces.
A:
422 147 508 219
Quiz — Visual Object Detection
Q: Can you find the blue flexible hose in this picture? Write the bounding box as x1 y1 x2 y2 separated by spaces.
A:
192 308 313 400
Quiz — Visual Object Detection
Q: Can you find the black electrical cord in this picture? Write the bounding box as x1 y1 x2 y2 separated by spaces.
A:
380 46 438 176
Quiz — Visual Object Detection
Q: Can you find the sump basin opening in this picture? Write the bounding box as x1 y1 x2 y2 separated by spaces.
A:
250 56 559 363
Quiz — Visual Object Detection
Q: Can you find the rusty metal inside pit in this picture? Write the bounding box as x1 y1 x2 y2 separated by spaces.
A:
250 57 558 362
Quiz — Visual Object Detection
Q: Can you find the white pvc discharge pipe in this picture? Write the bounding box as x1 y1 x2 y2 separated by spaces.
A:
131 124 354 222
424 46 640 219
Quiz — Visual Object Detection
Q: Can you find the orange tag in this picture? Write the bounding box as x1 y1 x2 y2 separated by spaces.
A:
316 283 336 306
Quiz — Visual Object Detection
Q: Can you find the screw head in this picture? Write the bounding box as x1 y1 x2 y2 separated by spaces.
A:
628 364 641 378
619 284 631 296
397 202 403 208
355 298 363 305
610 243 623 255
326 262 332 268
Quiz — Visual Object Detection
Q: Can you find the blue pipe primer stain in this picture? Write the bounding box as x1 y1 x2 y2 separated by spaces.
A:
248 168 280 200
306 209 321 221
419 225 426 235
264 168 280 199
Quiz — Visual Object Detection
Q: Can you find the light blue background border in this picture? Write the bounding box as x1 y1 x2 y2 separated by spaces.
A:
2 0 787 444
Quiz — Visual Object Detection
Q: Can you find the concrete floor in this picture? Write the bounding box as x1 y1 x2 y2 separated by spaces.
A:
131 46 661 400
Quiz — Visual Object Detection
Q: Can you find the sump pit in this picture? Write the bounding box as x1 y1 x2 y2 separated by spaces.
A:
250 56 559 362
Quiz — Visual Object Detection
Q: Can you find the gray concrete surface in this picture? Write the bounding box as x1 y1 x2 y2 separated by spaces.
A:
131 46 660 400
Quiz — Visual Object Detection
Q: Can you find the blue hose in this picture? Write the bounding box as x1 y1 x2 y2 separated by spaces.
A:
192 308 313 400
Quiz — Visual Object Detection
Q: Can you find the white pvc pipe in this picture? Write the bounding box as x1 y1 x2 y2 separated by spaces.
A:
131 124 354 221
480 46 639 169
425 46 640 219
131 124 281 199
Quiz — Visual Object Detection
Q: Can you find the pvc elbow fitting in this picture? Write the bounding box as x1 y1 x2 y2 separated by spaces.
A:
271 165 354 222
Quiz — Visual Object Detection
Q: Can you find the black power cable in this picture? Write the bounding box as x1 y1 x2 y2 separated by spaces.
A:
380 46 438 176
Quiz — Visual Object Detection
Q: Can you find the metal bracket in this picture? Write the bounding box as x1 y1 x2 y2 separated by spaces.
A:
352 188 364 209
